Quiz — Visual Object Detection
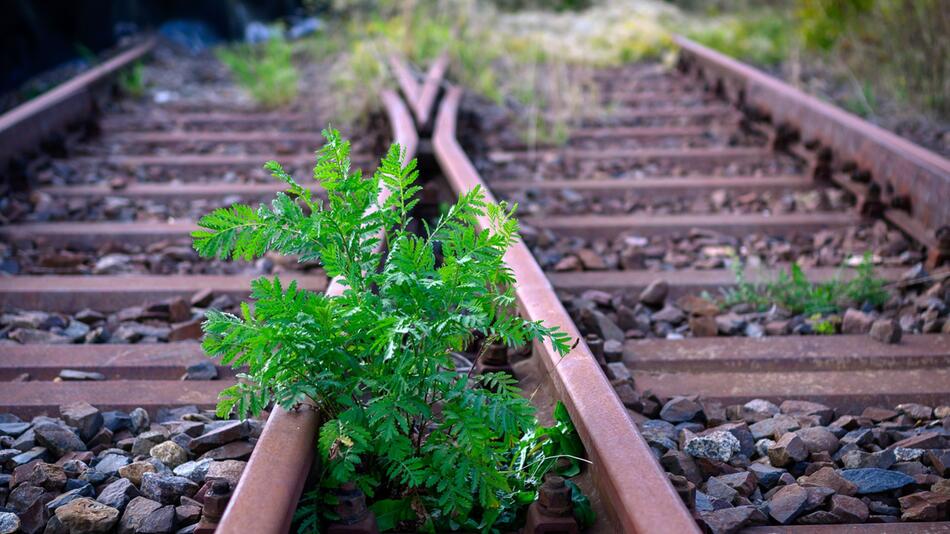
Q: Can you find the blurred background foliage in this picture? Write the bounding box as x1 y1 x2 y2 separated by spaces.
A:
204 0 947 150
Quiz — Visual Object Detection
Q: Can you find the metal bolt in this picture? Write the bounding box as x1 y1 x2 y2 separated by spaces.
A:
336 482 370 525
538 474 573 516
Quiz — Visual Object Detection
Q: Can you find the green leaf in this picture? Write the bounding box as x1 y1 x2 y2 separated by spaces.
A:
369 499 415 532
565 479 595 528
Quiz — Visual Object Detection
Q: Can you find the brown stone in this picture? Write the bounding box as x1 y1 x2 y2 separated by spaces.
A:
55 498 119 533
118 462 157 486
830 494 869 523
576 249 606 270
689 314 718 337
800 466 858 496
795 427 840 455
768 484 809 524
870 318 902 343
768 432 808 467
899 491 950 522
842 308 874 334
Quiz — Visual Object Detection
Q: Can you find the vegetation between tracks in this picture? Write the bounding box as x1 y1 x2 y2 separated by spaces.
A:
218 30 299 108
720 253 890 317
193 130 593 532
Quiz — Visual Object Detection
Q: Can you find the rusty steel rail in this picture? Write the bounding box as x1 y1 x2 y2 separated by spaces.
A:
389 53 450 128
0 38 155 170
216 88 418 534
0 274 329 313
675 35 950 248
433 85 700 534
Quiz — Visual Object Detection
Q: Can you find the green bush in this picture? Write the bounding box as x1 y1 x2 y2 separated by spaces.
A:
193 130 584 532
217 31 299 108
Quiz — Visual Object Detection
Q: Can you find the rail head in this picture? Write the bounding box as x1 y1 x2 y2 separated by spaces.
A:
216 90 419 534
432 85 700 534
0 37 156 170
673 35 950 236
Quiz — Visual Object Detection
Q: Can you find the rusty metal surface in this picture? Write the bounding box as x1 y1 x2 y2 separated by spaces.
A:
546 267 904 294
104 130 325 144
569 124 721 139
0 38 155 169
488 146 772 163
41 181 292 199
675 35 950 234
743 523 950 533
623 334 950 373
434 85 700 534
491 175 810 197
0 343 231 380
0 274 329 312
634 368 950 414
216 87 419 534
98 111 317 131
0 380 233 418
76 153 316 168
524 212 859 239
0 220 198 246
415 52 450 127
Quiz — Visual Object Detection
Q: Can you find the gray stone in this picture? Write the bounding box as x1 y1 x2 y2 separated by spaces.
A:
118 497 162 534
779 400 834 426
59 402 103 443
0 422 31 438
130 408 150 434
97 478 140 513
705 476 738 502
839 468 915 494
660 396 703 423
639 279 668 306
748 463 785 489
684 431 741 462
34 423 86 457
58 370 106 381
182 361 217 381
140 473 198 505
137 504 176 534
205 460 246 487
749 415 800 440
840 448 896 470
172 458 214 483
95 453 131 476
0 512 19 534
132 431 167 457
188 421 249 455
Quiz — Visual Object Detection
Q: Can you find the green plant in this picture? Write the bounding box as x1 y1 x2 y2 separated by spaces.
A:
217 31 299 108
685 10 791 66
721 252 889 315
118 61 145 98
193 129 576 532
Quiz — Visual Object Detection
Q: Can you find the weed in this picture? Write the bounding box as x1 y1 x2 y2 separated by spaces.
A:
217 30 299 108
193 129 580 531
118 61 146 98
721 252 890 315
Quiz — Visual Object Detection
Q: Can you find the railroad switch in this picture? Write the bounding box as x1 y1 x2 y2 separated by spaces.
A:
524 474 579 534
195 478 232 534
327 482 380 533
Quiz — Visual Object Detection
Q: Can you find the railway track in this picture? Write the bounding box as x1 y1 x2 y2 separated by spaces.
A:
1 33 948 534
